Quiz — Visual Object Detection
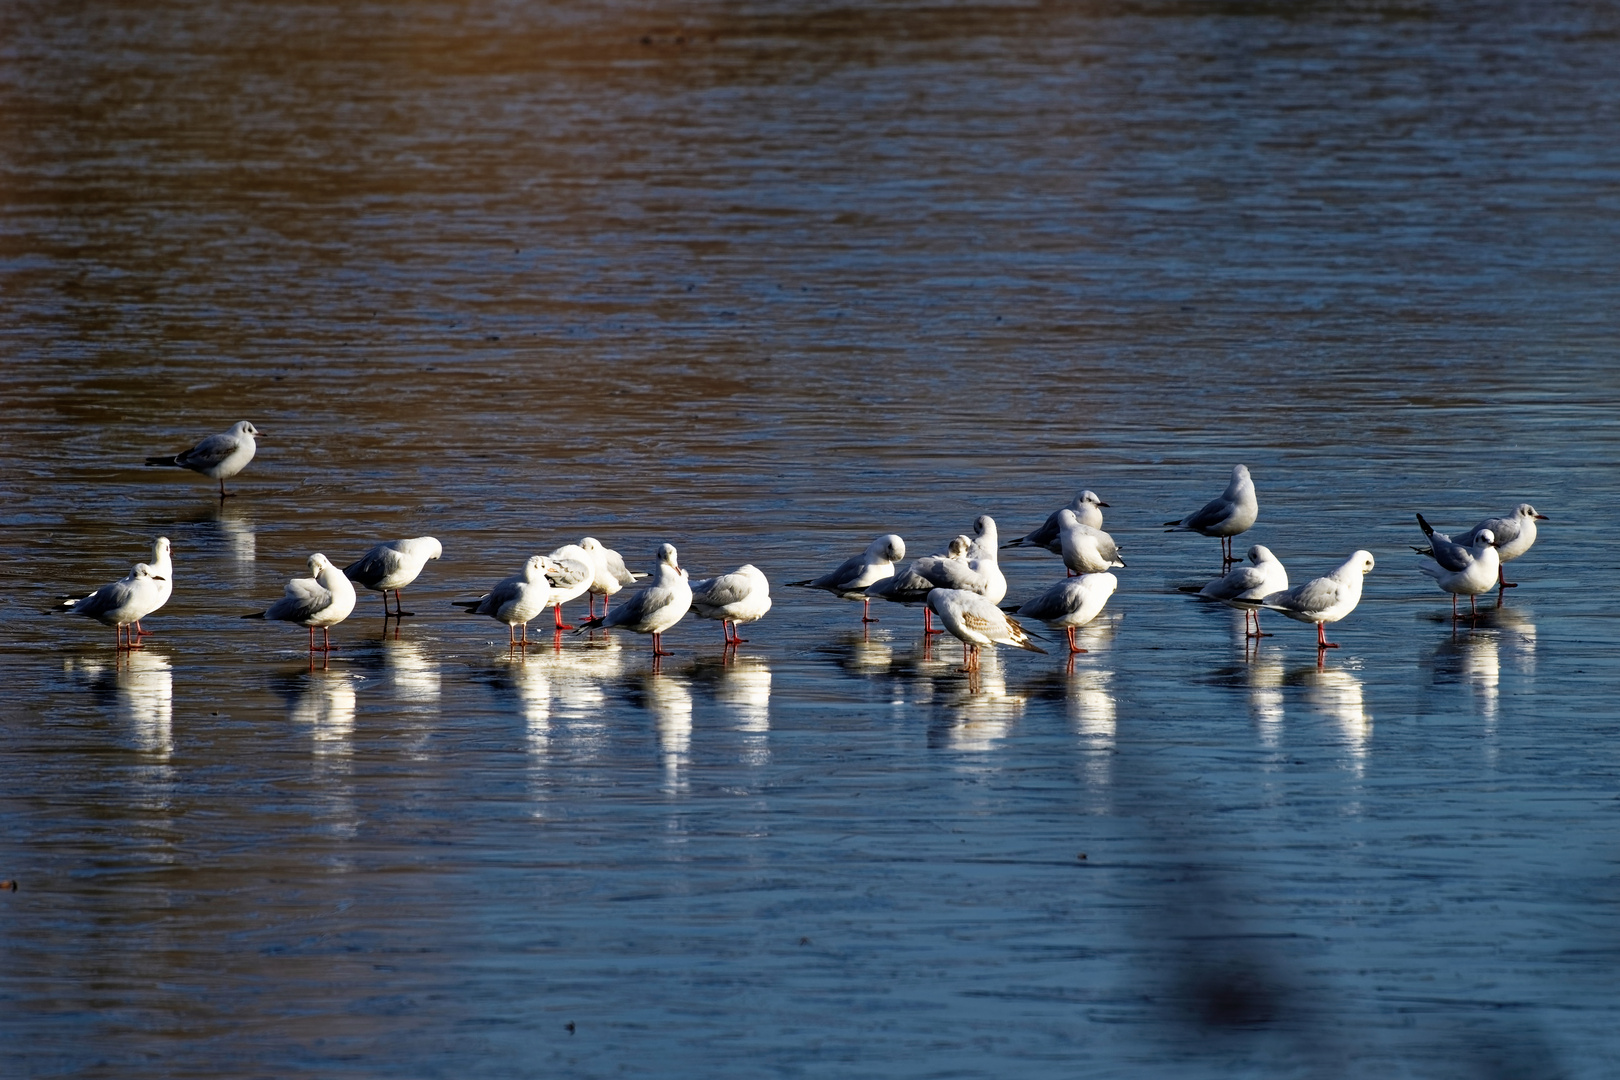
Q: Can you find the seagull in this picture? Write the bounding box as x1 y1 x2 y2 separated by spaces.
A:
1004 490 1108 552
452 556 552 647
864 533 980 633
1056 510 1127 576
578 537 646 619
145 421 259 498
342 537 442 618
964 515 1008 605
246 553 357 652
925 588 1046 671
1195 544 1288 637
1015 572 1118 654
1242 550 1375 650
60 536 174 640
1417 504 1548 593
67 562 170 650
689 564 772 645
542 546 597 629
1164 464 1258 566
575 543 692 659
1415 514 1500 618
787 533 906 623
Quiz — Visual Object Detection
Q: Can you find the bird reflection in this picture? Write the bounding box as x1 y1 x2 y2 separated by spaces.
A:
930 648 1024 751
1292 664 1369 766
527 638 624 720
187 500 257 573
1068 667 1115 797
381 636 440 703
711 657 771 766
817 630 895 676
495 654 551 753
1431 629 1503 765
288 670 359 840
630 673 693 793
1246 653 1286 742
116 649 175 756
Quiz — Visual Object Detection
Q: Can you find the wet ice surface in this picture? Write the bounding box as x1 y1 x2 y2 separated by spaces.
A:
3 1 1620 1076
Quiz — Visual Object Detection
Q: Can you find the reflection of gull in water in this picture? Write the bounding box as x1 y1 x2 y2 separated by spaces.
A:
1294 665 1369 761
1067 667 1115 794
715 658 771 732
118 650 174 755
496 655 551 742
529 639 625 716
383 637 440 703
291 672 358 754
1247 653 1286 738
938 648 1023 750
639 674 694 792
1432 631 1501 734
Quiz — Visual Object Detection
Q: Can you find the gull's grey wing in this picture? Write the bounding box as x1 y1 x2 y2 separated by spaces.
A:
266 576 334 622
1181 495 1235 533
1008 509 1064 550
603 582 666 630
342 544 407 589
546 556 595 590
1428 535 1475 573
691 571 755 611
70 578 136 620
175 432 245 472
603 548 642 586
1462 514 1518 548
1015 580 1082 622
1200 564 1268 600
1268 576 1342 615
806 552 869 590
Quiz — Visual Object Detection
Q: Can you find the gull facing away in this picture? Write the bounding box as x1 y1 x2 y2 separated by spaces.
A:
452 556 552 647
1417 504 1547 593
578 537 645 619
145 421 259 498
1056 510 1127 576
925 588 1046 671
67 562 170 650
1415 514 1500 618
787 533 906 624
1004 490 1108 552
1164 464 1258 565
1195 544 1288 638
543 546 597 628
1016 572 1118 654
690 564 772 646
342 537 442 618
576 543 692 659
864 533 981 634
246 553 357 652
1242 550 1375 650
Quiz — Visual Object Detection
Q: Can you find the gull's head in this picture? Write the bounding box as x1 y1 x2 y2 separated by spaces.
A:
412 537 444 560
1517 503 1548 521
1079 490 1109 508
523 555 548 579
973 514 996 539
1476 529 1497 549
1247 544 1274 565
154 536 171 556
1057 508 1080 528
874 534 905 564
308 553 330 574
1353 550 1375 575
235 421 260 438
579 537 602 553
946 535 971 559
1233 464 1251 480
657 543 680 571
132 562 158 580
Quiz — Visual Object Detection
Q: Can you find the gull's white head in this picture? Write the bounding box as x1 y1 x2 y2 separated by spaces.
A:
973 515 996 539
946 535 971 559
308 553 332 575
657 543 680 571
1058 508 1079 527
1475 529 1496 549
154 536 171 556
1516 504 1548 521
234 421 260 438
523 555 548 580
1352 550 1375 575
1247 544 1275 565
1079 490 1108 508
132 562 163 582
409 537 443 560
871 534 905 563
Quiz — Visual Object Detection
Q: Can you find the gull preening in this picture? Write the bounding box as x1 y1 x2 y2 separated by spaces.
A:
1056 510 1126 576
576 543 692 659
248 553 357 652
1418 504 1547 593
146 421 260 498
1165 464 1258 565
543 545 597 628
788 533 906 623
1004 490 1108 552
67 561 170 650
1016 572 1118 654
689 564 772 645
1244 550 1374 650
1415 514 1501 618
925 588 1045 671
1196 544 1288 638
454 556 552 647
865 530 996 634
342 537 442 618
578 537 644 619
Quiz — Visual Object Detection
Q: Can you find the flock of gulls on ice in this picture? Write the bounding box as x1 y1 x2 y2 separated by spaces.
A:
61 421 1550 673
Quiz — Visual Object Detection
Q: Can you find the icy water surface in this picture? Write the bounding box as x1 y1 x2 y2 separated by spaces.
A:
3 1 1620 1076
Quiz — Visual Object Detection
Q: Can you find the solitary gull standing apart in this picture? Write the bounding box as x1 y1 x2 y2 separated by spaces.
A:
925 588 1045 671
787 533 905 624
1244 550 1374 650
1005 490 1108 552
1195 544 1288 637
454 556 552 647
67 562 170 650
1016 572 1118 654
1415 514 1500 619
343 537 442 618
576 544 693 660
146 421 260 498
248 553 357 652
1165 465 1258 567
690 564 772 646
